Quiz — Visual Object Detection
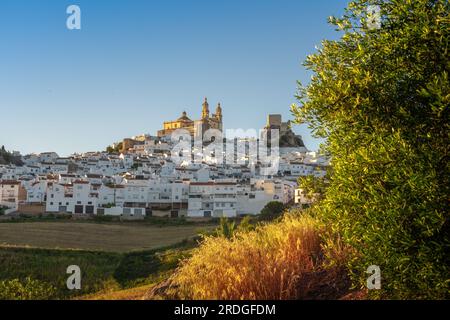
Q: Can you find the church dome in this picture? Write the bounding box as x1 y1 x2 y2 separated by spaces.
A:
177 111 192 121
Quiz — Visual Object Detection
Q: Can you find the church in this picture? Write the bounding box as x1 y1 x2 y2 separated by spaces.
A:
157 98 223 139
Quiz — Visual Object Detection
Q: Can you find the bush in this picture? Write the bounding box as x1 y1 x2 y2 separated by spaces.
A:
169 214 350 300
259 201 286 221
292 0 449 299
0 278 56 300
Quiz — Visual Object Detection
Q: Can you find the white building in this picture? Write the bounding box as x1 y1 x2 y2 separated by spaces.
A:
294 188 319 208
0 180 26 210
46 180 98 214
188 182 238 218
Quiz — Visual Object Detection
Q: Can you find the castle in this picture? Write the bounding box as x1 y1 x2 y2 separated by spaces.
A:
264 114 305 148
157 98 223 139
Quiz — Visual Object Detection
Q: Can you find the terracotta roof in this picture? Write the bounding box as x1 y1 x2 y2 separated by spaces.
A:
86 174 103 178
190 182 215 186
0 180 21 185
73 180 89 184
106 185 125 189
190 182 236 186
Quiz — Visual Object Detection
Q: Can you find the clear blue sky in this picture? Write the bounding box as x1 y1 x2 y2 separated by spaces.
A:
0 0 349 156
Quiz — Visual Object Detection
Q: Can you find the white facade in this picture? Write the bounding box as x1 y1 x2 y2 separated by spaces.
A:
0 180 24 210
188 182 238 217
294 188 319 207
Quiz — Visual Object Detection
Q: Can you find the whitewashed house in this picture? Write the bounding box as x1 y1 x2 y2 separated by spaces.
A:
26 180 47 203
0 180 26 210
188 182 238 218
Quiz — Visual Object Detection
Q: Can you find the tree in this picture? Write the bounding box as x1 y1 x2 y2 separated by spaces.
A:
292 0 449 299
106 142 123 154
297 175 329 202
259 201 286 221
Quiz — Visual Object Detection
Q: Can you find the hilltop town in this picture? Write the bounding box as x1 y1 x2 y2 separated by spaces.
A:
0 99 328 219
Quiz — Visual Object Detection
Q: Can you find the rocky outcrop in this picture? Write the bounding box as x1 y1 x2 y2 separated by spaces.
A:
279 129 305 148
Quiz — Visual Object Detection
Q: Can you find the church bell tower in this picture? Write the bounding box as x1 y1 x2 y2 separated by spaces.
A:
201 97 209 119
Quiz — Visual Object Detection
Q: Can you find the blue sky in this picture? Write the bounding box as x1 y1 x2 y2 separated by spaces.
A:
0 0 349 156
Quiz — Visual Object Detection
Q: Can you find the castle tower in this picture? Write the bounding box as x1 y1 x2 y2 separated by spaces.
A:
201 97 209 119
215 103 222 121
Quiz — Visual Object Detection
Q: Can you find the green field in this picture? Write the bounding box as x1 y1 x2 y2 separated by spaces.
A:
0 244 193 299
0 220 213 252
0 219 216 299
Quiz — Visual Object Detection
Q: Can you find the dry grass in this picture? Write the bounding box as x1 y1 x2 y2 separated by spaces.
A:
166 214 350 300
78 284 154 300
0 222 211 252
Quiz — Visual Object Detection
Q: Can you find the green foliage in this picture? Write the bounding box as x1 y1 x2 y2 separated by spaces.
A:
114 245 193 287
92 215 117 222
216 218 237 239
0 146 23 166
292 0 449 299
213 216 256 239
237 216 255 233
0 277 57 300
0 242 193 299
259 201 286 221
106 142 123 154
297 176 329 202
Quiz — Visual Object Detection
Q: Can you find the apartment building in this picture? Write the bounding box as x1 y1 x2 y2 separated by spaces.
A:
0 180 27 210
188 182 238 217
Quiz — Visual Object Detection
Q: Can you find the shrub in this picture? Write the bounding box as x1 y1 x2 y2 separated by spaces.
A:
0 278 56 300
259 201 286 221
215 218 237 239
292 0 449 298
169 214 350 300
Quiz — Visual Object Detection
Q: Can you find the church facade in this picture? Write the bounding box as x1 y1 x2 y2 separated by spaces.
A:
157 98 223 139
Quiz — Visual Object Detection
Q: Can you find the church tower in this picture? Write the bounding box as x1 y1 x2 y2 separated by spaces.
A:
201 97 209 119
215 103 222 121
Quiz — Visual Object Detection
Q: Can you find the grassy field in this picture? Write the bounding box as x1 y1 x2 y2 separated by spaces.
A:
0 219 217 299
0 221 213 252
0 243 194 299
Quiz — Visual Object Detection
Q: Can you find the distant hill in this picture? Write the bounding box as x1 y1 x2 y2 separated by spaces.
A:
0 146 23 166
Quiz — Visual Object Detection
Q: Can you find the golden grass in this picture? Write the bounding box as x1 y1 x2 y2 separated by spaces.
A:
77 284 154 300
169 214 349 300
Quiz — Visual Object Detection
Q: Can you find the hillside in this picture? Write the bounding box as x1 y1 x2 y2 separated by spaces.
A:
0 146 23 166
